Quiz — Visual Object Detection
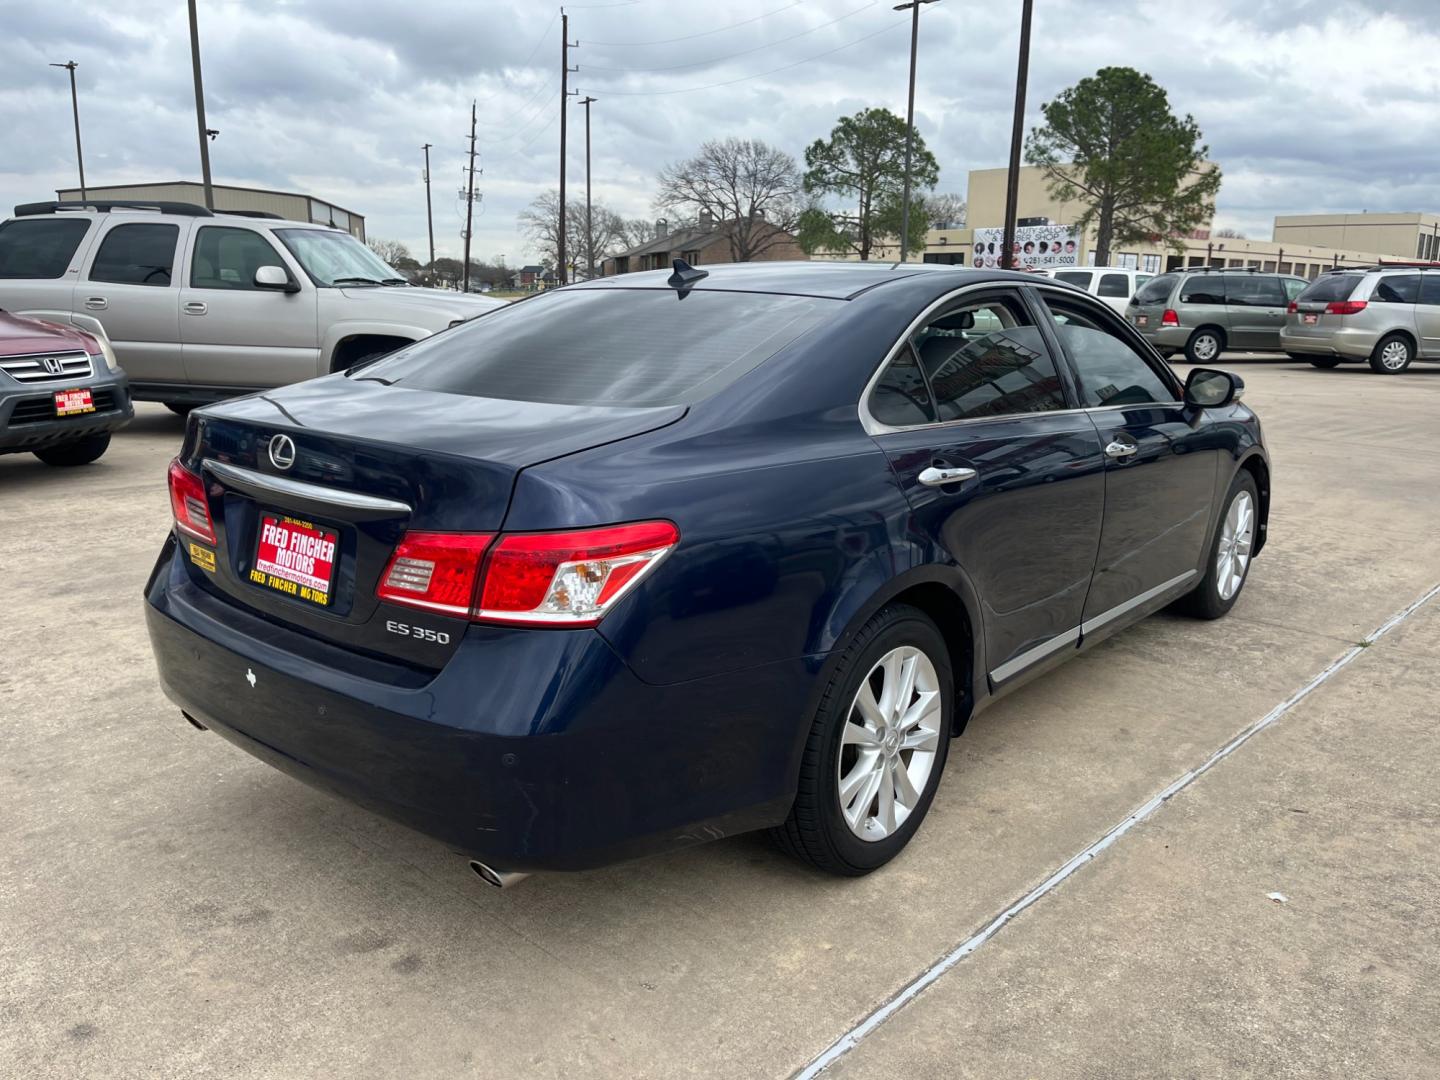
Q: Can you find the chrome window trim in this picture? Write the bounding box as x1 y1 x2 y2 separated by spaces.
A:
202 458 412 516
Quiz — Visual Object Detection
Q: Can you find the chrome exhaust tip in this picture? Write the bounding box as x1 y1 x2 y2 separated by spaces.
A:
469 860 529 889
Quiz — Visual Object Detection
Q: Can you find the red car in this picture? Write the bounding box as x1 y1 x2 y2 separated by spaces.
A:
0 310 132 465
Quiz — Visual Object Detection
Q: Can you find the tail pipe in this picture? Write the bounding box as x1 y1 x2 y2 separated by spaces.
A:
469 860 529 889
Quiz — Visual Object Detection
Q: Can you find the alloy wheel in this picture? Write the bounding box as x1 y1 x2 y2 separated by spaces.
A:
1380 340 1410 371
837 646 943 841
1193 333 1220 362
1216 490 1254 601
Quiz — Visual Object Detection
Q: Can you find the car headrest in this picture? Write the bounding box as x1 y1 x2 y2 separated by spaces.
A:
930 310 975 331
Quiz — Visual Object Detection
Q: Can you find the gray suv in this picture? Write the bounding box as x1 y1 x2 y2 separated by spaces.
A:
0 201 503 408
1126 268 1309 363
1281 265 1439 374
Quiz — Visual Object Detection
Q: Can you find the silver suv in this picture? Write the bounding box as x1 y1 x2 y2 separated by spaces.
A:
1281 265 1439 374
0 200 502 408
1126 268 1309 363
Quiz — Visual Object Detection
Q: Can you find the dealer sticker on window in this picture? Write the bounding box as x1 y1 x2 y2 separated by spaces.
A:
249 513 338 606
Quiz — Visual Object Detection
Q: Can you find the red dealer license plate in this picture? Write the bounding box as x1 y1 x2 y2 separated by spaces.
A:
1303 313 1318 325
54 388 94 416
249 513 338 606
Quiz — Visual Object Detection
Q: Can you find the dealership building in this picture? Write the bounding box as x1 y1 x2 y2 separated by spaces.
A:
54 180 366 242
914 165 1435 279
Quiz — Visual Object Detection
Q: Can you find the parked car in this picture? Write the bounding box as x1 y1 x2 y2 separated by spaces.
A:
1042 266 1154 313
0 309 132 465
1126 268 1309 362
0 200 503 410
145 261 1269 883
1282 264 1440 373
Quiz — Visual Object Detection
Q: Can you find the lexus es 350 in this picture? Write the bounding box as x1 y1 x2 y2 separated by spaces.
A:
145 262 1269 883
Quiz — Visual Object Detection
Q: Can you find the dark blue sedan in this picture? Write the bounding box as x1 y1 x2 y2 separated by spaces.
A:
145 261 1269 884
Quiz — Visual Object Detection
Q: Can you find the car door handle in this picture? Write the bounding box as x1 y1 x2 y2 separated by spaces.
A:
1105 440 1138 459
918 466 978 487
83 297 107 310
184 301 208 315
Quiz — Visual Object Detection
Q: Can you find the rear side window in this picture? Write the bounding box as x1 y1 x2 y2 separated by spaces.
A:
0 218 92 279
1097 273 1130 298
1053 271 1093 289
1373 274 1420 304
1225 275 1286 307
1133 274 1176 305
88 223 179 287
1178 275 1224 304
870 345 935 427
1419 276 1440 306
359 289 831 407
1298 274 1362 303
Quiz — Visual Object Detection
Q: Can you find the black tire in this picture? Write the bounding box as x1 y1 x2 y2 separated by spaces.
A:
165 403 194 416
32 433 111 467
1306 357 1342 369
772 604 953 876
1184 327 1225 365
1369 333 1414 374
1175 471 1259 620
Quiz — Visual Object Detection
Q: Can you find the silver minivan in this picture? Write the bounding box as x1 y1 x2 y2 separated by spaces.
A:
1127 269 1309 363
1282 266 1439 374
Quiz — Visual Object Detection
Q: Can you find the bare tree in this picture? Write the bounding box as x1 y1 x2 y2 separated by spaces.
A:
519 190 631 276
621 217 656 251
518 190 569 271
1214 227 1246 239
656 137 803 262
922 192 967 230
367 237 411 265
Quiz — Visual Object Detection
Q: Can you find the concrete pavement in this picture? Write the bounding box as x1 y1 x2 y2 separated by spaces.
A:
1 358 1437 1078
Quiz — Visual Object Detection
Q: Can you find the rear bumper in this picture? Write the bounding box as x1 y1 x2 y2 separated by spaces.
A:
0 371 132 451
144 536 809 871
1138 325 1191 349
1280 326 1379 359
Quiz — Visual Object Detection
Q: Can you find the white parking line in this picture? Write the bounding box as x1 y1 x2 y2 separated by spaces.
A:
794 582 1440 1079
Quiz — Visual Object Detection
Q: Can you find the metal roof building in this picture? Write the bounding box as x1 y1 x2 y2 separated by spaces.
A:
54 180 365 241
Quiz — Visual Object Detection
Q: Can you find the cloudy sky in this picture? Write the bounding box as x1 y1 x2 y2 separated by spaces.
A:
3 0 1438 265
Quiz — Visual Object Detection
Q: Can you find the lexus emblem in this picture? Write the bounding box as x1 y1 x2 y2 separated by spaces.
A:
268 433 296 471
41 356 65 375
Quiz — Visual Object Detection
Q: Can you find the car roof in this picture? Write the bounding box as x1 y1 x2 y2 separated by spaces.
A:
570 260 1038 300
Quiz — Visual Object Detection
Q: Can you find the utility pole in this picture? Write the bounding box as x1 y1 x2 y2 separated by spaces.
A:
579 96 597 279
894 0 937 263
1001 0 1034 270
421 143 435 272
461 102 479 293
558 11 578 285
49 61 86 200
187 0 215 209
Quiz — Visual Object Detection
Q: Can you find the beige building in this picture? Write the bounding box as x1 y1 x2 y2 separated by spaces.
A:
55 180 366 241
1273 212 1440 261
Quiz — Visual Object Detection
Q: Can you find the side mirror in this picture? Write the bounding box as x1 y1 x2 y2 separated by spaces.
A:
254 265 299 293
1184 367 1243 408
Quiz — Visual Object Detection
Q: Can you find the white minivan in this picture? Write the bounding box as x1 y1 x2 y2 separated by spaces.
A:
1041 266 1153 314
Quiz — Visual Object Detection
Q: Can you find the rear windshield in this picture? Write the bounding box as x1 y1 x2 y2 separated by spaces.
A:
1298 274 1362 303
357 288 833 407
1133 274 1176 305
0 218 92 279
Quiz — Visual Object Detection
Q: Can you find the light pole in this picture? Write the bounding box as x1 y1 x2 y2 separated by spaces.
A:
187 0 215 209
1000 0 1034 270
579 96 596 279
894 0 938 263
421 143 435 271
49 61 86 200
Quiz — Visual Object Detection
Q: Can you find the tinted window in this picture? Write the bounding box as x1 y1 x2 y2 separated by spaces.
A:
0 218 91 279
869 345 935 427
1053 271 1093 288
1134 274 1176 305
88 223 178 286
1178 275 1224 304
1373 274 1420 304
360 289 831 407
1419 276 1440 306
1282 277 1308 301
1045 300 1175 407
1097 273 1130 298
1224 274 1286 307
191 227 288 290
1297 274 1361 303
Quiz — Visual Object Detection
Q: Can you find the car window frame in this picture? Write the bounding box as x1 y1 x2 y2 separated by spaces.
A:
858 283 1083 435
188 223 297 292
1026 283 1185 407
83 219 182 288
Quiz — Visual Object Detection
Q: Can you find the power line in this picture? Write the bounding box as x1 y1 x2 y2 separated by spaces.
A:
582 1 801 47
475 72 560 129
486 105 561 166
580 0 877 73
474 9 558 108
578 19 904 97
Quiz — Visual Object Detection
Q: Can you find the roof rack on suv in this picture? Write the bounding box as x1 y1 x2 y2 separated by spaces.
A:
217 210 284 220
14 200 215 218
1338 261 1440 272
1186 266 1260 274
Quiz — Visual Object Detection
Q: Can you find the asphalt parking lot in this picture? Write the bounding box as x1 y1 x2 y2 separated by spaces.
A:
3 359 1439 1078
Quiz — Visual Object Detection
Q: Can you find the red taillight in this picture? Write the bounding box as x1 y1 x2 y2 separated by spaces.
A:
1286 301 1298 314
377 532 494 617
168 458 216 545
478 520 680 627
1325 300 1368 316
1161 308 1179 327
375 520 680 626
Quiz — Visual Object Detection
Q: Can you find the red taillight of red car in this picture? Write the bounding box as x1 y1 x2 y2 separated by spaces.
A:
168 458 216 545
1161 308 1180 327
1325 300 1368 316
376 520 679 627
377 531 495 617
